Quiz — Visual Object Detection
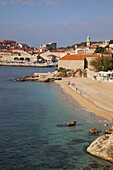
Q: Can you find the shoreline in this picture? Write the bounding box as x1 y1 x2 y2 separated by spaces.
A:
55 78 113 122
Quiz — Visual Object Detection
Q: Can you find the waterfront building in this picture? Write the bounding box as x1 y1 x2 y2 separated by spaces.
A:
0 49 37 63
58 54 100 70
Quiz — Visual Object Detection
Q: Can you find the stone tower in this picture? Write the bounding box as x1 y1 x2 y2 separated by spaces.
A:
87 36 90 47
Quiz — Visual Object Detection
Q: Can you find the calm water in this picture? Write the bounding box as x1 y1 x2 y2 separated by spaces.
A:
0 66 113 170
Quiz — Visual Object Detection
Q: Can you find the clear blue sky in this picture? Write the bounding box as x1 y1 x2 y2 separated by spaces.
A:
0 0 113 48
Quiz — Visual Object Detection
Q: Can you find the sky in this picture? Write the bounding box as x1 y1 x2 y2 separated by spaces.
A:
0 0 113 48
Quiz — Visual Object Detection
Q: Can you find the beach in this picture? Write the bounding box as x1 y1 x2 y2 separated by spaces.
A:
55 77 113 122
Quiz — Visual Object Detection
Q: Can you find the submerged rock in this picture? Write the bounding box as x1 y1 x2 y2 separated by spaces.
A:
87 134 113 163
67 121 76 126
89 128 98 134
105 126 113 134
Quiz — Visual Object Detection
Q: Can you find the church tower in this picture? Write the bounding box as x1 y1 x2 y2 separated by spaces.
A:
87 36 90 47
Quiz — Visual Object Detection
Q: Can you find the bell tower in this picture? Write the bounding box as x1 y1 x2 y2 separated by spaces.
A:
87 36 90 47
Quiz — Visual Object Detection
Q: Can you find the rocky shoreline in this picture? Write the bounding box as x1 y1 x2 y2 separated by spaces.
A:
15 68 83 82
15 72 62 82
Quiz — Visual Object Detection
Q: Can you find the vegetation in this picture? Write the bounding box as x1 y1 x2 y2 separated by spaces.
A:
109 40 113 44
57 67 67 76
94 47 105 53
94 45 109 53
57 67 66 72
58 41 103 50
90 56 113 71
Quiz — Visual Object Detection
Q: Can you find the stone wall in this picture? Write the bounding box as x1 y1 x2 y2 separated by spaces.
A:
58 60 84 70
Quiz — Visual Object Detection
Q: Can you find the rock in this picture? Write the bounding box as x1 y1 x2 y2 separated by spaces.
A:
54 72 66 77
44 78 55 82
15 72 62 82
67 121 76 126
55 77 62 80
15 76 39 81
105 126 113 134
89 128 98 134
87 134 113 163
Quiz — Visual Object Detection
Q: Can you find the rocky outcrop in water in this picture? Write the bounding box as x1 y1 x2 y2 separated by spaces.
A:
15 72 62 82
89 128 98 134
87 134 113 163
105 126 113 134
67 121 76 126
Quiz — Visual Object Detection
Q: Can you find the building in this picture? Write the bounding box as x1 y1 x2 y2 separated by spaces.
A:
58 54 100 70
75 46 85 54
46 42 57 50
39 42 57 52
17 43 30 49
0 49 37 63
0 40 16 46
58 54 84 70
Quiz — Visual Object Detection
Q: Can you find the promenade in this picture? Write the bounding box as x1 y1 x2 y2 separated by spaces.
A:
0 62 54 67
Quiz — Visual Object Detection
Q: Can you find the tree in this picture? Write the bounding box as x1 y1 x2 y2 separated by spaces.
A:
94 46 105 53
90 56 113 71
109 40 113 44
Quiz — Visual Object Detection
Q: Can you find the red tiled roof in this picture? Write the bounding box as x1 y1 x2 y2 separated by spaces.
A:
0 40 16 43
102 51 112 54
60 54 85 60
50 50 66 52
1 50 12 53
84 54 100 57
12 51 20 54
60 54 100 60
89 46 97 49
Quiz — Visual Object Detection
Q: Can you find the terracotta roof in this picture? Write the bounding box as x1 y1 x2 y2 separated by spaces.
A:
50 50 66 52
89 46 97 49
60 54 85 60
12 51 20 54
60 54 100 60
84 54 100 57
1 50 12 53
0 40 16 43
102 51 112 54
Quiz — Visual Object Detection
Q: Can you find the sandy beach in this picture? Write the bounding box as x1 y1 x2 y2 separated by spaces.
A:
55 77 113 122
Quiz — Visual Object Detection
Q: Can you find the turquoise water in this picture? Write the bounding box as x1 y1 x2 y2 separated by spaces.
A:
0 66 113 170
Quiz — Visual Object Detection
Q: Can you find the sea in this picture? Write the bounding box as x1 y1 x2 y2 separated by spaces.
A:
0 66 113 170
